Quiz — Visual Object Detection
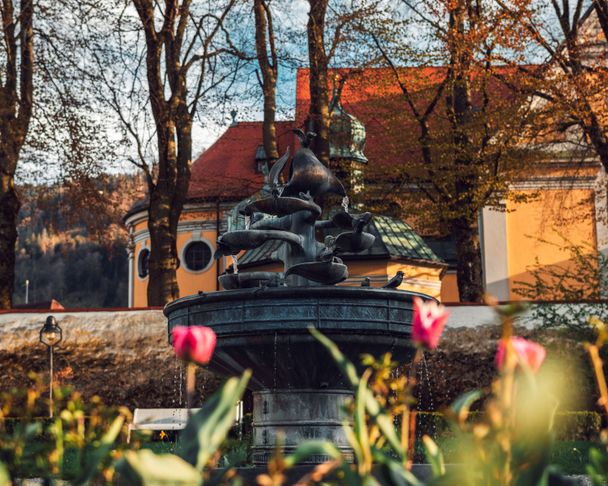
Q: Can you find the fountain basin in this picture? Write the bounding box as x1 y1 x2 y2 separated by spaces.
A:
164 286 428 463
165 287 423 389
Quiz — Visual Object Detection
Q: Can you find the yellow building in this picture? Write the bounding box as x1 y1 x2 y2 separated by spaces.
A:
125 9 607 306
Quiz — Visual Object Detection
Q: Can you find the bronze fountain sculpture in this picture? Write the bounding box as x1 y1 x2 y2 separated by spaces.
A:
216 129 375 289
165 130 432 464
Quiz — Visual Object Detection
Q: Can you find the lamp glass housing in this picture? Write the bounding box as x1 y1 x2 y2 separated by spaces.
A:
40 317 62 347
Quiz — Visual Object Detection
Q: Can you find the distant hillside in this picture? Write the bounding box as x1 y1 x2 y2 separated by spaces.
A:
13 174 146 308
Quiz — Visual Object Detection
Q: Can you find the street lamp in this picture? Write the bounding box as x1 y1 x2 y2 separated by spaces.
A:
40 316 62 418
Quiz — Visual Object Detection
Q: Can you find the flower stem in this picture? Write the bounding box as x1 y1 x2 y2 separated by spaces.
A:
406 348 423 469
586 343 608 416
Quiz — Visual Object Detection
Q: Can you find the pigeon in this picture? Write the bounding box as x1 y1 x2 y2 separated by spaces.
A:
281 129 346 202
383 271 404 289
361 277 371 287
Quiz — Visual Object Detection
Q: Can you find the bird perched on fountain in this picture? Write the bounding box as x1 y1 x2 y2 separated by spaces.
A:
281 129 346 202
361 277 371 287
383 271 404 289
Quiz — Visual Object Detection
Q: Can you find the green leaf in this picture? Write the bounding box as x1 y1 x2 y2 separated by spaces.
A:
116 450 202 486
344 421 365 466
0 462 10 486
450 390 482 424
512 435 553 486
284 440 343 468
176 370 251 471
309 327 360 386
422 435 445 478
355 370 372 467
372 449 423 486
309 326 405 459
73 412 126 486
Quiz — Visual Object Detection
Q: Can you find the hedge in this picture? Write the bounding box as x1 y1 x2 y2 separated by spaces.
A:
416 411 602 441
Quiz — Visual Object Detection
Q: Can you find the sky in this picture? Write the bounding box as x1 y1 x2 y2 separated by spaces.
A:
14 0 595 182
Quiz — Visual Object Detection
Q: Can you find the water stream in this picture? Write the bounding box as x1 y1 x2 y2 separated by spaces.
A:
341 196 350 213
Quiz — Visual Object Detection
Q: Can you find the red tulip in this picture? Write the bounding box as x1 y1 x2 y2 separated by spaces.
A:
411 297 449 350
496 337 546 373
172 326 217 365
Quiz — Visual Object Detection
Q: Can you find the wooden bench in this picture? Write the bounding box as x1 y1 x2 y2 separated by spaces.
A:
127 408 200 442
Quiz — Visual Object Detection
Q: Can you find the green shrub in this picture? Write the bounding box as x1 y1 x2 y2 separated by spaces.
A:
553 411 602 441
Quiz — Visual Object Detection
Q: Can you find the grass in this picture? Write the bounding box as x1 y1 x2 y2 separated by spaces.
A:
413 438 594 475
6 438 598 478
550 440 594 475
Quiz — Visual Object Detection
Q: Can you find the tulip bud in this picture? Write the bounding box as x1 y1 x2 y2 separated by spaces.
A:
495 336 546 373
172 326 217 365
411 297 449 350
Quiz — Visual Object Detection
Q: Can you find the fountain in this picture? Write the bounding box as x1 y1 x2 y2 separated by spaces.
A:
164 130 434 464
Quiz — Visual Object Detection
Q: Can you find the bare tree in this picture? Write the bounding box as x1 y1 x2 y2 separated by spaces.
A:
0 0 33 309
86 0 248 305
497 0 608 171
303 0 383 164
306 0 331 164
254 0 279 163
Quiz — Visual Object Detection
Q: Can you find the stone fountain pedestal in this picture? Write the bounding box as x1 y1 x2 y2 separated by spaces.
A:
165 286 421 464
252 389 353 464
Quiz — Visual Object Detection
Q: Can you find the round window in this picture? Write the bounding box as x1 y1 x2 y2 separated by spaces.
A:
138 248 150 278
184 241 212 272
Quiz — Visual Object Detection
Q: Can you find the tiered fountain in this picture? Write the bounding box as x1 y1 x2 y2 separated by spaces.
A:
164 130 432 464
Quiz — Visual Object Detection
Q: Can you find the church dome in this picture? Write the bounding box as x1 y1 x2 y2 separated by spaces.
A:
329 87 368 164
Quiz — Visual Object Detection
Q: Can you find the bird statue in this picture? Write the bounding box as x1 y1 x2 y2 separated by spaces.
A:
281 129 346 202
267 147 290 197
361 277 371 287
333 211 375 253
318 235 336 262
383 271 404 289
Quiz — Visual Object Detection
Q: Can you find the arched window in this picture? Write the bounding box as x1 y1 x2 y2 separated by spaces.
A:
184 241 212 272
137 248 150 278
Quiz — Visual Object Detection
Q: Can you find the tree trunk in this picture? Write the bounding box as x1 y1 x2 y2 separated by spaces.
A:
254 0 279 163
306 0 330 164
147 192 180 306
261 85 278 162
583 110 608 172
0 167 19 309
0 0 33 309
452 219 484 303
446 1 485 302
145 103 192 306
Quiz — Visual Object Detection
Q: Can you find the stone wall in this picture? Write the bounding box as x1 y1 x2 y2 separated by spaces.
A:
0 304 599 413
0 309 220 411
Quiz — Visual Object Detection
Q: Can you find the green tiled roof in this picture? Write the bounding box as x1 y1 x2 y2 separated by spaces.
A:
373 215 441 261
238 213 443 268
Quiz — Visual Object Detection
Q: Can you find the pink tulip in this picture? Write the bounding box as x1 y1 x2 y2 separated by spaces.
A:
172 326 217 365
411 297 449 350
495 337 546 373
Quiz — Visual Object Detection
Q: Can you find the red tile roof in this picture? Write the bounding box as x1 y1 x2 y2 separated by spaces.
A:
187 121 295 202
295 67 524 173
188 66 525 202
13 299 65 310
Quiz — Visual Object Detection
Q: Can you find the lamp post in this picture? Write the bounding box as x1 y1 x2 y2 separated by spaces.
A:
40 316 62 418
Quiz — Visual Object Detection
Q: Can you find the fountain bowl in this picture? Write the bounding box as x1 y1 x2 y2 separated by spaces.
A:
164 286 424 390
